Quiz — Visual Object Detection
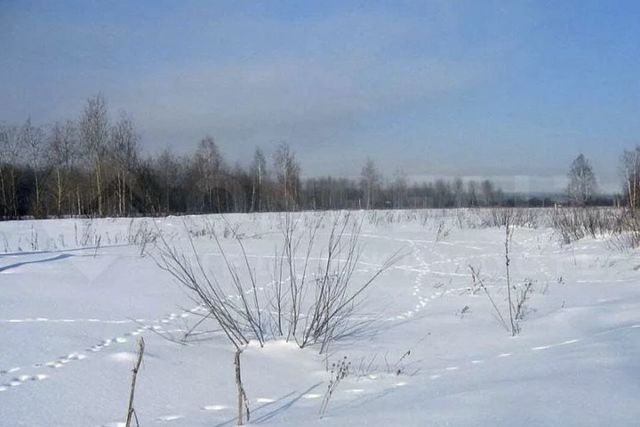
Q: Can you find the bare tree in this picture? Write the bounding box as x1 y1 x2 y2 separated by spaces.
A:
49 120 79 216
20 118 46 217
621 147 640 210
480 180 495 207
0 129 6 218
80 94 110 216
194 136 225 212
466 180 479 208
434 179 452 208
360 158 381 209
0 124 22 218
273 142 300 211
110 113 139 215
391 168 408 209
567 153 597 206
249 148 267 212
453 178 465 208
155 148 180 214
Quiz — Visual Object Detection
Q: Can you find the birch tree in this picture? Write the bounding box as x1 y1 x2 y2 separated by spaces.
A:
194 136 225 212
359 158 380 209
249 148 267 212
80 94 109 216
110 113 139 215
49 120 79 216
567 154 597 207
621 147 640 209
21 119 46 217
391 168 408 209
273 142 300 211
0 124 22 218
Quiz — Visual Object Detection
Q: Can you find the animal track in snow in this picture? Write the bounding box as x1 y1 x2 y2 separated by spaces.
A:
387 238 499 322
420 323 640 387
0 304 204 395
155 415 184 422
202 404 227 411
302 393 322 399
532 345 552 351
0 318 140 324
2 372 48 388
0 367 21 375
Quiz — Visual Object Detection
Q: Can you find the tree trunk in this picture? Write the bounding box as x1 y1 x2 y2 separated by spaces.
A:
76 186 82 216
56 168 62 217
0 167 7 218
96 161 103 217
250 183 256 213
33 170 40 218
10 169 18 218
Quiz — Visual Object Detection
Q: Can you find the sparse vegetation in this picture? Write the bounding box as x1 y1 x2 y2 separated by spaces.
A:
320 356 351 417
152 213 401 424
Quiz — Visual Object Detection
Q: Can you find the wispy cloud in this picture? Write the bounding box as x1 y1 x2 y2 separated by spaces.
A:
120 53 494 145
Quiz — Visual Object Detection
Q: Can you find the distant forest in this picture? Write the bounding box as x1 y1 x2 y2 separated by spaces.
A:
0 95 630 220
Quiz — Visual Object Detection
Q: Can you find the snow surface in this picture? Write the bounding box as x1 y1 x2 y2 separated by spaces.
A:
1 210 639 426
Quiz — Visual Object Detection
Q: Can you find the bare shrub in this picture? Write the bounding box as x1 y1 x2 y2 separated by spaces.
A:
548 206 640 248
319 356 350 417
153 213 401 424
503 213 517 336
154 226 257 425
269 212 404 352
469 266 509 333
435 220 450 242
469 213 534 337
552 207 620 243
353 349 420 378
477 207 541 229
127 219 158 256
514 280 534 322
612 219 640 249
469 265 535 335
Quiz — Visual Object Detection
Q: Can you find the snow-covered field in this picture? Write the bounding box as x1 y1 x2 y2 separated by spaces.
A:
1 210 639 426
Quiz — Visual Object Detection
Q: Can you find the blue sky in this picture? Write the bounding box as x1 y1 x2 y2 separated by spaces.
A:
1 0 639 192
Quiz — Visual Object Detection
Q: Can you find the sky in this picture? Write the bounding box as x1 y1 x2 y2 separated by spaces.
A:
1 0 639 193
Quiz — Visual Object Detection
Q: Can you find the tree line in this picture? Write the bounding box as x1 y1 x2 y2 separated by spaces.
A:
0 94 632 220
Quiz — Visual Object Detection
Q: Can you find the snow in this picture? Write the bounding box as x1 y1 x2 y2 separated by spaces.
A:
0 210 639 426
